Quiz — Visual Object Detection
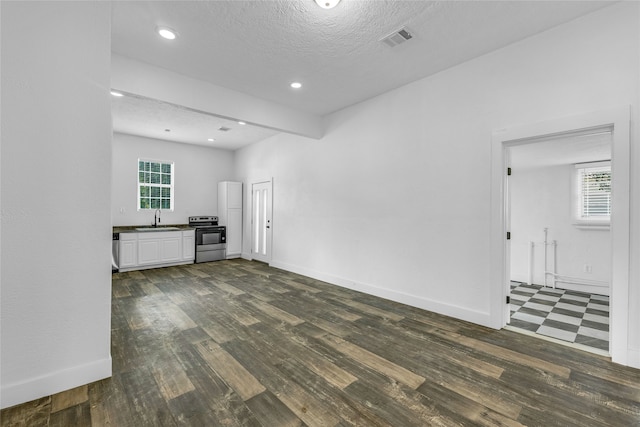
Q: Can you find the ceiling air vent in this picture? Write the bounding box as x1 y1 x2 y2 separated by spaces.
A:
218 126 231 132
380 27 413 47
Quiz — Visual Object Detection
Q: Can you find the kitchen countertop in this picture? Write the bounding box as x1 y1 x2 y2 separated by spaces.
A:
113 224 194 234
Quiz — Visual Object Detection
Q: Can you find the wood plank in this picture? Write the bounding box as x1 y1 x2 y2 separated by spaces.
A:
273 356 394 426
319 334 425 389
343 380 451 427
48 401 92 426
165 391 218 425
499 369 640 426
416 379 526 427
222 338 342 427
247 298 304 325
124 305 153 330
431 328 571 378
50 385 88 413
416 365 523 420
138 281 163 296
328 296 405 322
0 396 51 427
112 282 132 298
195 339 266 401
352 316 505 380
175 344 263 427
149 354 196 401
225 301 261 326
282 278 323 294
213 280 246 296
243 321 358 391
306 316 352 338
159 301 198 330
119 368 177 426
245 391 303 427
87 376 136 427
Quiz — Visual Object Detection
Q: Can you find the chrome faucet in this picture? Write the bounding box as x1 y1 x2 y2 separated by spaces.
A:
153 209 161 227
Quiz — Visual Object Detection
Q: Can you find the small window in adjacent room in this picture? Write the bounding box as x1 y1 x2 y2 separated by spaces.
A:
574 161 611 227
138 159 174 210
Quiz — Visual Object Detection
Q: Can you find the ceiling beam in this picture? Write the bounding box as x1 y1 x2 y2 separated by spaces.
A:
111 54 324 140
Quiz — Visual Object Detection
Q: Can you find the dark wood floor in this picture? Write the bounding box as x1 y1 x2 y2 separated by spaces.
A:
2 259 639 426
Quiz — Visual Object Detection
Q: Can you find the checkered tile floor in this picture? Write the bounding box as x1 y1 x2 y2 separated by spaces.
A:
509 282 610 352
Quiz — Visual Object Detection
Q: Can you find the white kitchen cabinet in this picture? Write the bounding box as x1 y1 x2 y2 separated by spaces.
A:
182 229 195 261
137 231 182 266
117 229 194 272
118 233 137 269
225 208 243 257
218 181 243 259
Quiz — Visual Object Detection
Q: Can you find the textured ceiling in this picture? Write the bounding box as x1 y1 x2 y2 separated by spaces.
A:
112 93 280 150
110 0 615 149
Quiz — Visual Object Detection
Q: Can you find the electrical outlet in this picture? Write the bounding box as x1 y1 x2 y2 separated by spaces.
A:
583 264 592 274
119 207 126 214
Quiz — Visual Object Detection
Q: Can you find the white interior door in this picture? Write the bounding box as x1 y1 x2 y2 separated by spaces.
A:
251 181 272 263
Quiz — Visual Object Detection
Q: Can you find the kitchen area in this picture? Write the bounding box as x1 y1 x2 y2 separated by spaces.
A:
112 179 243 273
109 90 271 275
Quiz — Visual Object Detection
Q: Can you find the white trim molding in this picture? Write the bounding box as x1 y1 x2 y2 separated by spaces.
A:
270 259 493 328
0 357 112 410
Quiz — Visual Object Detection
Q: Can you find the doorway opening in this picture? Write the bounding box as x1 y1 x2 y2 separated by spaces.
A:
506 129 612 355
490 107 630 364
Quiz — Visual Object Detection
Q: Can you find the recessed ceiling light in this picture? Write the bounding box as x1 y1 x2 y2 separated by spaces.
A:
165 129 171 132
290 82 302 89
157 26 177 40
110 90 124 97
238 121 246 125
314 0 340 9
207 138 215 142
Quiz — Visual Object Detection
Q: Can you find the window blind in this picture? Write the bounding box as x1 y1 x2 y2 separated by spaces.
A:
577 164 611 219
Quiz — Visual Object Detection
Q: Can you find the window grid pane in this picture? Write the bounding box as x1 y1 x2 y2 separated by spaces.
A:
138 160 174 211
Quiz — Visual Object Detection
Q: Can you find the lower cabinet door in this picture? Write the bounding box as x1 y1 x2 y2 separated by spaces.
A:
226 208 242 257
160 235 182 262
119 239 137 268
138 239 161 265
183 230 195 261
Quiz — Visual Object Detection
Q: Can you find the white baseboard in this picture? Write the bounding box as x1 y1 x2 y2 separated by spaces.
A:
629 348 640 369
1 357 112 410
269 259 493 328
551 281 610 297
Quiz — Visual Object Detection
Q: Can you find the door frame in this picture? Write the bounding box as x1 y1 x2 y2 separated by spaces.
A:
490 107 630 364
250 179 273 264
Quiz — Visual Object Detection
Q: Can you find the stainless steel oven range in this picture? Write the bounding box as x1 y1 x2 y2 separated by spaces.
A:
189 216 226 263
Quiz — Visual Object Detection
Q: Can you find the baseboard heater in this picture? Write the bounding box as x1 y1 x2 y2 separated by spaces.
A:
527 228 609 290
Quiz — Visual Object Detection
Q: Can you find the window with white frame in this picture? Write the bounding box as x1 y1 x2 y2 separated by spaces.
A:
574 161 611 225
138 159 174 210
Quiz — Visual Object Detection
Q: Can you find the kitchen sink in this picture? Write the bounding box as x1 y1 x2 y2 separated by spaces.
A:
135 226 181 232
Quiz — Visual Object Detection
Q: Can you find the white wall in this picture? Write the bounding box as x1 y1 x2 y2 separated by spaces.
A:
1 2 112 408
235 2 639 360
112 133 234 226
510 165 611 294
